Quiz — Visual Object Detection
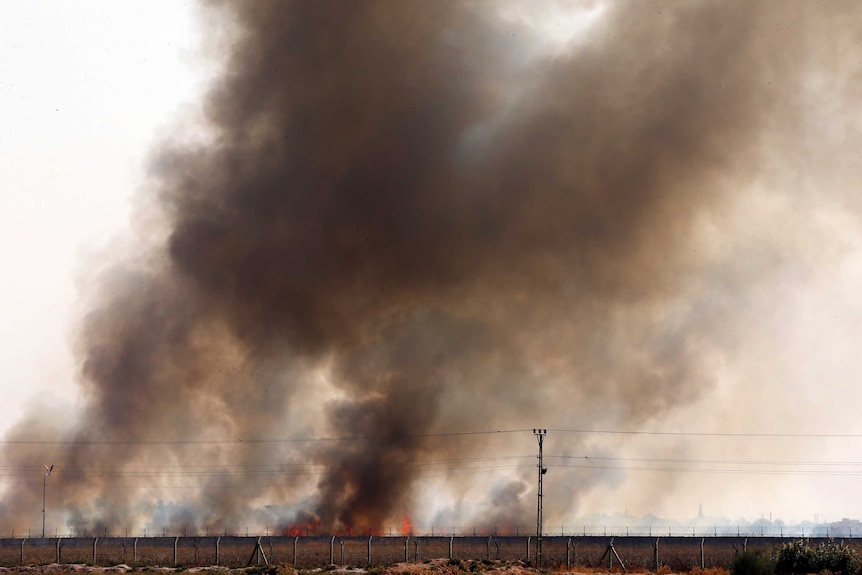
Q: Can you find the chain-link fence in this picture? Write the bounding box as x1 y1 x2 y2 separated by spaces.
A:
1 535 860 569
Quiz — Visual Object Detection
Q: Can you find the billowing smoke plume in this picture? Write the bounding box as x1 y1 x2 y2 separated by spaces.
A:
2 1 860 534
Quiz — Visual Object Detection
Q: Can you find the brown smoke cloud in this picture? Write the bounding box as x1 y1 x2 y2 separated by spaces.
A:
2 0 859 534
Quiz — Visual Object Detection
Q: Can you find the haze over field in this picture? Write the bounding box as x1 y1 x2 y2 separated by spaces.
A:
2 1 862 535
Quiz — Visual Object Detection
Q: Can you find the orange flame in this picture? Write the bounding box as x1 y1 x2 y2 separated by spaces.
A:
400 515 413 535
283 520 320 537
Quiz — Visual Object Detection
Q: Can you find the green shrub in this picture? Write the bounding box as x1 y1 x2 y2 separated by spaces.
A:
774 540 814 574
733 550 775 575
774 539 859 575
813 541 859 575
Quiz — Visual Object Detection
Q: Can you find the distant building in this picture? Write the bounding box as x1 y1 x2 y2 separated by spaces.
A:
830 518 862 531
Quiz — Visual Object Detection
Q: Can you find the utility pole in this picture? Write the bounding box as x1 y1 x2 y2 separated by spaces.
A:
533 429 547 567
42 465 53 538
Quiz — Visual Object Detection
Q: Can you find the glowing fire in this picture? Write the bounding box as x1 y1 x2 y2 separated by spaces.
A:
400 516 413 535
282 518 412 537
283 520 321 537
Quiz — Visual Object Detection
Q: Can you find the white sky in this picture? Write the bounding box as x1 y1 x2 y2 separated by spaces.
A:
2 2 862 530
0 1 204 427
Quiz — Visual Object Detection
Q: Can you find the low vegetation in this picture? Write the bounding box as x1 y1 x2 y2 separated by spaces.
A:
773 540 859 575
731 550 774 575
731 540 860 575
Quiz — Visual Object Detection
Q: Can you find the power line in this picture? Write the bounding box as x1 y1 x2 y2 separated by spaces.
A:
548 462 862 477
549 428 862 438
4 427 862 445
3 457 862 489
0 429 531 446
5 452 862 478
546 455 862 466
0 456 537 481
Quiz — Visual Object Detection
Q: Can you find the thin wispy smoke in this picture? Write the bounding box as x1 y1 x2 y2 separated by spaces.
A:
2 1 861 534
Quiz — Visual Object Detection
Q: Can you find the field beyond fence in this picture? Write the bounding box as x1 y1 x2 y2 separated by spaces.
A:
1 535 861 570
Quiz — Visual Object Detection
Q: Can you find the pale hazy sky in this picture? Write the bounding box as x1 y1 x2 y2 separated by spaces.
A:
0 0 203 428
2 2 862 530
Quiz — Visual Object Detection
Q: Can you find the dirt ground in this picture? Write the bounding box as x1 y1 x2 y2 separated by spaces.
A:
0 558 727 575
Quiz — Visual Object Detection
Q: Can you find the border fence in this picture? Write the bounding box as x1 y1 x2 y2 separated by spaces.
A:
1 534 861 569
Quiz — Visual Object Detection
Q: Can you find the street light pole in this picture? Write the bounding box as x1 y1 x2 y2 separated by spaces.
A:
42 465 53 538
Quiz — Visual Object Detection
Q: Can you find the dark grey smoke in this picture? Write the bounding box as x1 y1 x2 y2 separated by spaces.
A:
1 0 854 534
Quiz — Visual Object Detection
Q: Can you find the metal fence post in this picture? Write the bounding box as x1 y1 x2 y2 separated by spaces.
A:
367 536 373 565
405 537 410 563
20 538 25 565
526 536 531 563
449 536 453 560
215 537 220 566
293 536 299 566
330 536 336 565
93 537 99 565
